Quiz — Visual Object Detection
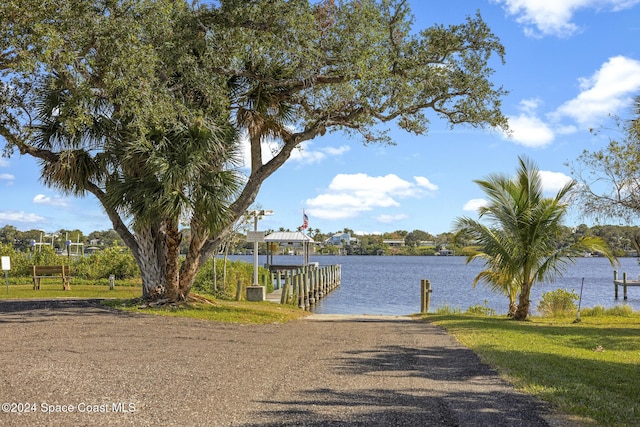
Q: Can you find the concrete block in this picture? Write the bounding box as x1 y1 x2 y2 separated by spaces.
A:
246 286 266 302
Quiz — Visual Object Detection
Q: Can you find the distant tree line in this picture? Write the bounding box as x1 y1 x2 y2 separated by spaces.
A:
0 226 122 253
3 223 640 258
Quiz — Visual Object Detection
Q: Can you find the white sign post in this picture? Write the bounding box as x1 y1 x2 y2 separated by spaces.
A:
1 256 10 293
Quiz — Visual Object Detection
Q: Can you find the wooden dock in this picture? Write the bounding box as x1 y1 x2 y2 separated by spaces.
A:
613 271 640 300
268 264 341 309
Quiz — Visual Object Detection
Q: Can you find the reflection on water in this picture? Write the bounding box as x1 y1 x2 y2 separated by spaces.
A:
224 255 640 315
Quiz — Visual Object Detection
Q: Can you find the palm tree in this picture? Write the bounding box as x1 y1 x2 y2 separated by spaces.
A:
33 72 243 301
454 156 617 320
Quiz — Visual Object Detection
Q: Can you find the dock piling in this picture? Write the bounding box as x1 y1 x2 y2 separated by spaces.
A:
269 264 340 309
420 279 432 313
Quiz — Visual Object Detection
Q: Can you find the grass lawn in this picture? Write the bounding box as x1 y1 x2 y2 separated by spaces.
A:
426 314 640 427
0 281 307 324
0 283 141 299
106 299 309 324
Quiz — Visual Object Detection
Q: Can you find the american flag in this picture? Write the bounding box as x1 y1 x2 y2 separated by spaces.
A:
302 211 309 229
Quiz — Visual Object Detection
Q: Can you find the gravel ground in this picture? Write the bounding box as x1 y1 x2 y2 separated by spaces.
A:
0 299 565 426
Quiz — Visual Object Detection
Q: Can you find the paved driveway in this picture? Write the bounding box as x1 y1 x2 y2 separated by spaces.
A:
0 299 557 426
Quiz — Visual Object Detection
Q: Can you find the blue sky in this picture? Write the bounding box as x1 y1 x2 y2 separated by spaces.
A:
2 0 640 236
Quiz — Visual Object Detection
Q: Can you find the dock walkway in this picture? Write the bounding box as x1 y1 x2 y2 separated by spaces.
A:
613 271 640 299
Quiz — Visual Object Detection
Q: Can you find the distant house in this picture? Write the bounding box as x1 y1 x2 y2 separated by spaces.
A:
436 248 454 256
383 239 405 247
324 232 355 246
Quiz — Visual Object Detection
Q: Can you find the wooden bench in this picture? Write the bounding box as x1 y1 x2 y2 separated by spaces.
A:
32 265 71 290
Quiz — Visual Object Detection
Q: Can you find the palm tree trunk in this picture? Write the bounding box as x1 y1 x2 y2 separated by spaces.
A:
164 220 182 301
514 282 531 320
135 226 166 299
177 221 209 298
508 301 518 317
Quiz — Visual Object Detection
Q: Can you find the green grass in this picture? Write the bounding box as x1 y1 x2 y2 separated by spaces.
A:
105 298 309 324
1 280 307 324
0 283 141 299
426 314 640 426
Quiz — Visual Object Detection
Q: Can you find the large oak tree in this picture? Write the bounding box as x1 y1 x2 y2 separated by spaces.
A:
1 0 509 301
572 97 640 222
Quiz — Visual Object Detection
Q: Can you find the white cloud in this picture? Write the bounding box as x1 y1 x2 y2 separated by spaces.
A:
539 170 574 193
501 99 555 147
305 173 438 220
519 98 543 113
0 173 15 184
376 214 409 224
323 146 351 156
238 131 350 168
553 56 640 126
0 158 9 167
289 143 351 165
33 194 68 207
463 199 488 212
414 176 439 191
507 114 555 147
493 0 640 37
0 211 46 223
505 55 640 146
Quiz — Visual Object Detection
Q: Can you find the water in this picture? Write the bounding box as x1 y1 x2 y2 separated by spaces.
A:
225 255 640 315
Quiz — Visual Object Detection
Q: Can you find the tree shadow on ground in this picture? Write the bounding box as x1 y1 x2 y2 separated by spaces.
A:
0 299 137 323
246 387 551 427
245 342 552 427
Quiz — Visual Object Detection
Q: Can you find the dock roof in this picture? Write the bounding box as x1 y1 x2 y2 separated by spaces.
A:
264 231 315 243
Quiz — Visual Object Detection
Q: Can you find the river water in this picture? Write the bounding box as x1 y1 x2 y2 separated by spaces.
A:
226 255 640 315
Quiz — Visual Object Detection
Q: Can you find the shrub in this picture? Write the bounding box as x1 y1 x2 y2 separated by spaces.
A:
581 305 607 317
1 244 70 276
434 305 462 314
193 258 272 299
581 304 634 317
465 300 497 316
537 288 578 317
606 304 634 317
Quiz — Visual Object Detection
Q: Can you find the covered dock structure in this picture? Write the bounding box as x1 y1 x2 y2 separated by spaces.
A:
264 231 316 269
263 231 340 308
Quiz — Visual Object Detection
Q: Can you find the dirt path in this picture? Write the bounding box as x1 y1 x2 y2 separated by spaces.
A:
0 299 558 426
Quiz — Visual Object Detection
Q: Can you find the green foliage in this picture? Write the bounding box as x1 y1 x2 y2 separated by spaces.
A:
0 244 64 276
110 300 307 324
571 96 640 224
581 304 634 317
430 315 640 426
465 300 497 316
79 247 139 280
70 248 137 280
453 156 617 320
0 284 140 299
0 0 510 299
434 305 462 315
193 258 272 300
0 243 137 280
537 288 578 317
